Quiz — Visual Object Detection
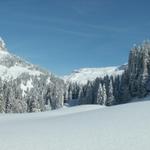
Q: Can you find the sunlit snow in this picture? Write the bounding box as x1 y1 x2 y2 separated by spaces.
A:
63 66 124 84
0 101 150 150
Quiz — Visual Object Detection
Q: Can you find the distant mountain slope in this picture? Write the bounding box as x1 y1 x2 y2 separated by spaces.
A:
63 65 126 85
0 50 47 80
0 37 50 80
0 38 65 113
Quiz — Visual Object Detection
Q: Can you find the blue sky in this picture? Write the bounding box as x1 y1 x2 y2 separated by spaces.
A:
0 0 150 75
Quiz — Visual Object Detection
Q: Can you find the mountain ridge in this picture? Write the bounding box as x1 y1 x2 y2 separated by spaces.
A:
63 65 126 85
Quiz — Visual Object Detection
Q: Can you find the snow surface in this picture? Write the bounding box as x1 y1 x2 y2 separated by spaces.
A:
0 101 150 150
46 77 52 84
0 65 42 81
20 79 34 96
0 49 9 58
63 66 124 84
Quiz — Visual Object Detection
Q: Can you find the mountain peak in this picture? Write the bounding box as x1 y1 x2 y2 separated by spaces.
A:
0 37 7 51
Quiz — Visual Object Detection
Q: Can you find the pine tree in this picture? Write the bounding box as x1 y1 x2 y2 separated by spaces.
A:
96 83 103 105
106 78 115 106
102 84 107 105
0 96 3 113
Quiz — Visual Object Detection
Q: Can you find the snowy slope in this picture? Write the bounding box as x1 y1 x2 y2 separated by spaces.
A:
0 101 150 150
63 65 126 84
0 38 53 96
0 37 52 82
0 49 46 81
0 47 46 96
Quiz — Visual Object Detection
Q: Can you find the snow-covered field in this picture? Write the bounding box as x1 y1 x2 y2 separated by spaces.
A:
0 101 150 150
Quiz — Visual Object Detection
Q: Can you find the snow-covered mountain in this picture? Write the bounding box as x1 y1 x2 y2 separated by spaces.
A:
0 38 65 113
63 65 126 85
0 100 150 150
0 37 50 81
0 49 48 81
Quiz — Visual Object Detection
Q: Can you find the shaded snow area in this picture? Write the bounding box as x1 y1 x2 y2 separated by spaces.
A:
0 101 150 150
63 66 124 84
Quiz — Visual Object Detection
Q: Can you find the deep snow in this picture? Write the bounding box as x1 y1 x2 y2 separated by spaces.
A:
0 101 150 150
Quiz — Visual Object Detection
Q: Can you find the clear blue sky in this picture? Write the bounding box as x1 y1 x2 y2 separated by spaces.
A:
0 0 150 75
